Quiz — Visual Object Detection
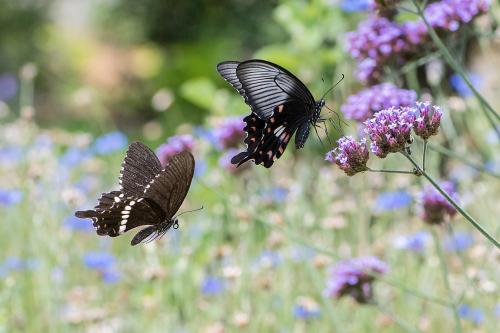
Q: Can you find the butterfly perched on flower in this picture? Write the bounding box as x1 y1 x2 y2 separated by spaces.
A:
217 59 333 168
75 142 196 246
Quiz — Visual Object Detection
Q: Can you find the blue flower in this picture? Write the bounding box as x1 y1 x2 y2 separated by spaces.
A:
0 189 23 206
449 73 481 97
393 231 430 253
83 252 116 270
494 303 500 318
63 215 93 232
458 304 484 325
291 246 316 262
374 190 412 212
0 256 39 277
200 276 225 295
59 147 92 168
260 187 289 205
257 250 282 269
0 146 23 165
93 131 127 155
444 232 474 252
340 0 369 13
293 297 320 320
0 73 18 101
102 269 121 284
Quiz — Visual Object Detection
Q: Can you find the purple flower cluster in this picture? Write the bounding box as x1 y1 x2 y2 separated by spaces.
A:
341 83 417 122
345 0 489 82
212 117 245 149
325 256 388 303
364 106 414 158
156 134 195 167
421 181 457 224
412 102 443 140
325 136 369 176
424 0 490 32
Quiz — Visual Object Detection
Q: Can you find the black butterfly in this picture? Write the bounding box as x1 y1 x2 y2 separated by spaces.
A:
75 142 195 246
217 59 328 168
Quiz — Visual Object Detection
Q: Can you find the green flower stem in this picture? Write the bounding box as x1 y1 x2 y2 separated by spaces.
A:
431 230 462 333
422 140 428 172
402 151 500 249
368 168 417 175
426 142 500 180
410 0 500 133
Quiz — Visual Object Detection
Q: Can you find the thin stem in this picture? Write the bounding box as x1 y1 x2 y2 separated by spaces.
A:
402 151 500 249
431 230 462 333
375 302 421 333
410 0 500 131
422 140 428 172
368 168 417 175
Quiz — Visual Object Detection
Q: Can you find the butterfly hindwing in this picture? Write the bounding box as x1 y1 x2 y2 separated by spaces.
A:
119 142 162 197
143 151 195 219
75 197 165 237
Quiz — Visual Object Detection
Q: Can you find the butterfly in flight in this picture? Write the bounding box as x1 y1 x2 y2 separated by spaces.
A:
217 59 338 168
75 142 196 246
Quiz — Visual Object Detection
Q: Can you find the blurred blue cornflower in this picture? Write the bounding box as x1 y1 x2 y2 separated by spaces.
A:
0 146 23 165
374 190 412 212
393 231 430 253
0 73 18 101
59 147 92 168
324 256 388 303
63 215 93 232
259 187 289 205
200 276 225 295
93 131 127 155
0 189 23 206
194 158 207 177
340 0 369 13
449 73 481 98
83 251 120 284
494 303 500 318
444 232 474 252
293 297 321 320
254 250 282 269
0 256 39 277
458 304 484 325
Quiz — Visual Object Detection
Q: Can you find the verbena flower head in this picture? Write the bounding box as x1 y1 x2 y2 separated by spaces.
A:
326 136 369 176
93 131 127 155
412 102 443 140
421 181 457 225
212 117 245 149
364 107 414 158
324 256 388 304
156 134 195 167
424 0 490 32
341 83 417 122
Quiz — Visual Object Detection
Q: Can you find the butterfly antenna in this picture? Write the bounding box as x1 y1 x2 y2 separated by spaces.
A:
175 206 204 218
320 74 345 101
313 125 325 147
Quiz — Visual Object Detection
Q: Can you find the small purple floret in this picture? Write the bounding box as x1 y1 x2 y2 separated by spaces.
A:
412 102 443 140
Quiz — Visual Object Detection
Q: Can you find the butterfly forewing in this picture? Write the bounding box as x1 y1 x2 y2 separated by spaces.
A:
143 151 195 220
75 197 165 237
119 142 162 197
216 61 244 95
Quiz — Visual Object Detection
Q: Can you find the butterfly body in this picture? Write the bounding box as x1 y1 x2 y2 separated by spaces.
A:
75 142 195 246
217 59 325 168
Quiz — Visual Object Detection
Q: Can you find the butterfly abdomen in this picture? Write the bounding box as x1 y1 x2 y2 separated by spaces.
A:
295 123 310 149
